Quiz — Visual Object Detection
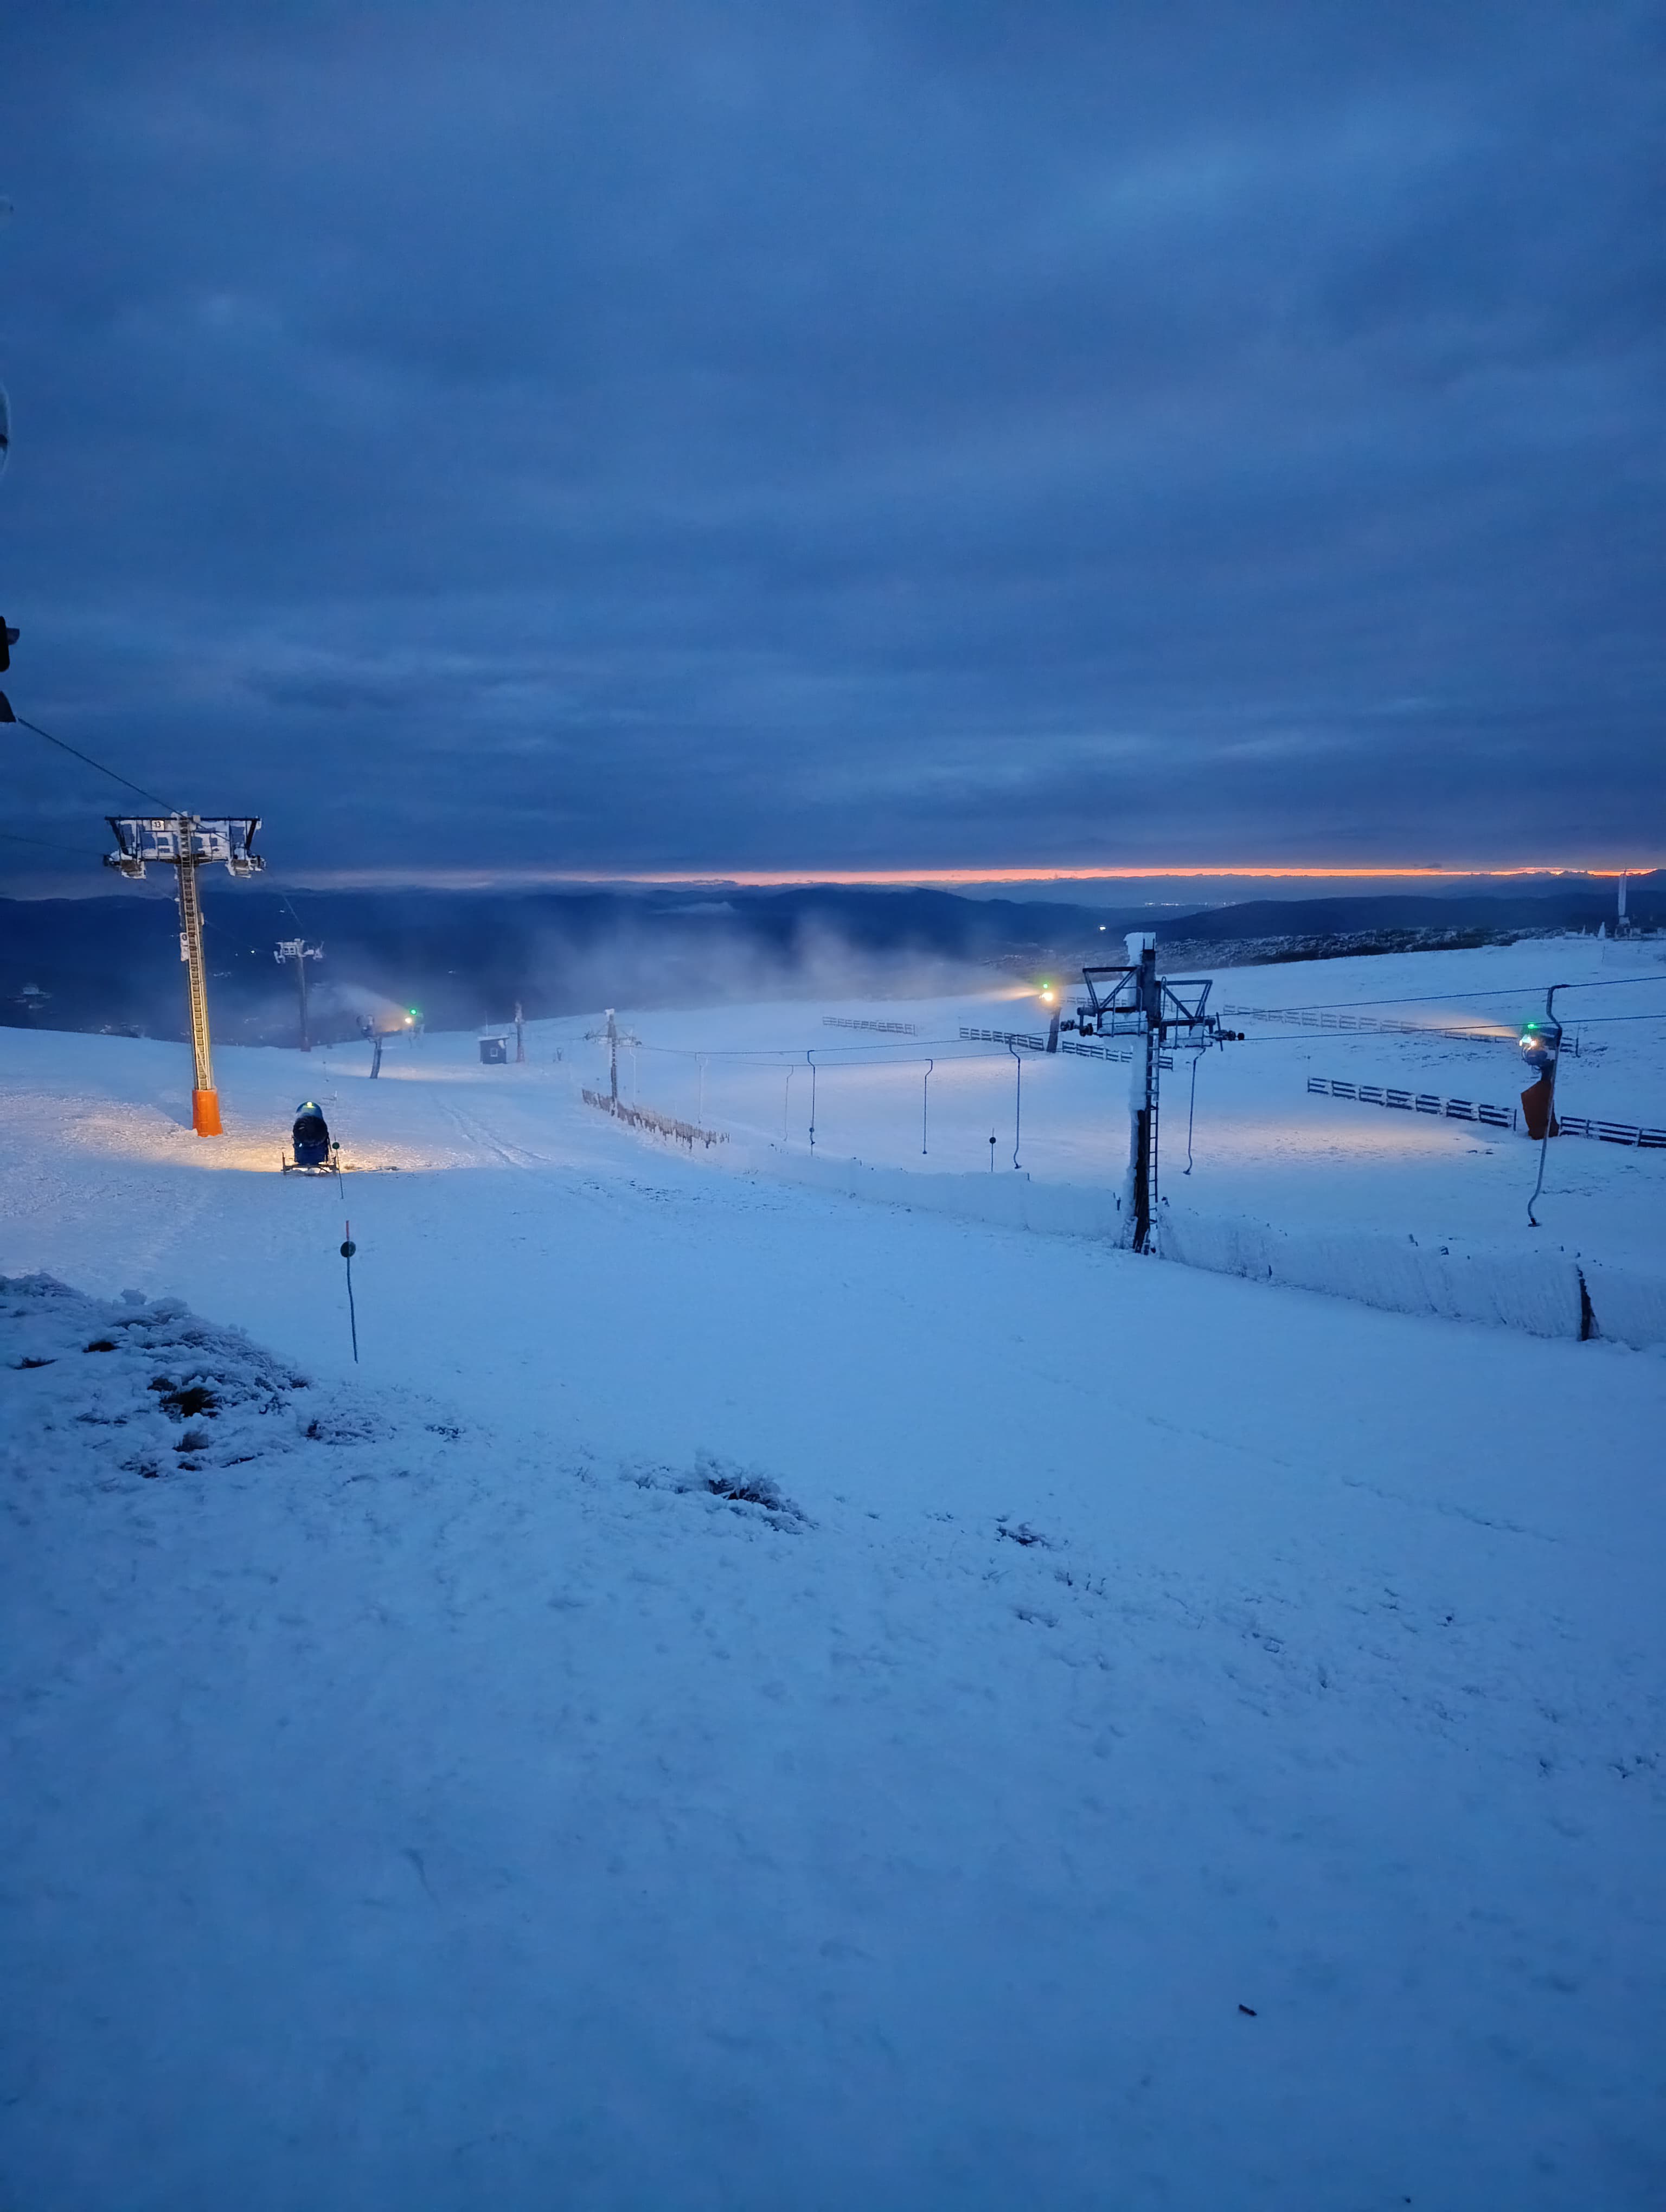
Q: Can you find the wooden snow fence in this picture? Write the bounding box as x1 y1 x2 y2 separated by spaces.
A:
582 1090 727 1152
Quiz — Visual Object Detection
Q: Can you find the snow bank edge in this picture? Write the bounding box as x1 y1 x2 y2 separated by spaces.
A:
742 1147 1664 1350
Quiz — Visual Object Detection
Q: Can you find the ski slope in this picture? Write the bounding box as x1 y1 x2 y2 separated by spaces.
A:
3 948 1664 2210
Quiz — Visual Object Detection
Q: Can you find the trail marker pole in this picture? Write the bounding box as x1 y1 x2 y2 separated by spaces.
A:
105 815 264 1135
922 1057 933 1155
808 1050 817 1149
339 1223 359 1361
1009 1041 1023 1169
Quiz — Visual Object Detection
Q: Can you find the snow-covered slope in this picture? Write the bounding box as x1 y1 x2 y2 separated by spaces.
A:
2 965 1664 2210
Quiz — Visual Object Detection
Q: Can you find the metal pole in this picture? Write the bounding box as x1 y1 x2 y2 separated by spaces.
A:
808 1050 817 1148
1125 937 1160 1251
922 1057 932 1154
174 845 220 1135
340 1222 359 1362
1009 1041 1023 1168
1527 985 1567 1229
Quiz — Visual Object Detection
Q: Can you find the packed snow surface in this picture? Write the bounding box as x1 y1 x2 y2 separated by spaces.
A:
2 946 1664 2210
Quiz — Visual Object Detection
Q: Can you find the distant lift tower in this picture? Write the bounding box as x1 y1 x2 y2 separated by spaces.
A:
105 815 265 1135
274 937 324 1051
584 1007 640 1103
1061 933 1241 1253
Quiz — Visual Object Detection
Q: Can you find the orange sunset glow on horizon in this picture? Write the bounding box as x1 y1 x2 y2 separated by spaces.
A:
284 860 1657 891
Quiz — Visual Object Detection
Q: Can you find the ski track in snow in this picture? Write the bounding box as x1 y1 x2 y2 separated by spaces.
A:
2 962 1665 2211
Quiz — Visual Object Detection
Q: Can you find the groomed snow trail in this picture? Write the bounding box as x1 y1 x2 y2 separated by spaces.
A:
2 1015 1663 2211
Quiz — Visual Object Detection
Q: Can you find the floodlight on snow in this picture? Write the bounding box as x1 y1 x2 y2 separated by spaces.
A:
104 815 265 1135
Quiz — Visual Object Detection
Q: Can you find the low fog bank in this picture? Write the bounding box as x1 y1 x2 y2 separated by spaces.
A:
0 887 1068 1047
1 879 1657 1047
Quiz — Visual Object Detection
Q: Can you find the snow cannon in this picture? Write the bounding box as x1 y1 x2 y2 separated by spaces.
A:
291 1102 332 1169
1518 1017 1562 1073
1517 1019 1562 1143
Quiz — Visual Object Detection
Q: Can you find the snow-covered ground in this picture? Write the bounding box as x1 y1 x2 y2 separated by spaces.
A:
3 946 1664 2209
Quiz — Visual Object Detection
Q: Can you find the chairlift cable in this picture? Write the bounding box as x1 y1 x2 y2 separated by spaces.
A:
1226 974 1666 1013
11 715 178 812
0 826 93 857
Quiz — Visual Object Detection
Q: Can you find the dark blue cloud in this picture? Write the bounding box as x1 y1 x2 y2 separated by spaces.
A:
1 0 1661 880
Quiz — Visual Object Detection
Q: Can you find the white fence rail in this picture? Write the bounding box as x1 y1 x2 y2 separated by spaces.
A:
1307 1075 1666 1149
958 1025 1172 1069
1227 1002 1507 1042
1306 1075 1518 1130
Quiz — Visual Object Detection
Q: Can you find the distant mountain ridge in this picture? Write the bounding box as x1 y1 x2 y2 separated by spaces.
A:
1 878 1656 1044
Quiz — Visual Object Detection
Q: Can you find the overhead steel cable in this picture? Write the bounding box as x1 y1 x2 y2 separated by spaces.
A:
1226 974 1666 1013
11 714 179 812
0 826 95 857
1229 1009 1666 1042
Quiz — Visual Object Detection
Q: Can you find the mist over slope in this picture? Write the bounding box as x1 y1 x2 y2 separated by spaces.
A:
1 878 1656 1045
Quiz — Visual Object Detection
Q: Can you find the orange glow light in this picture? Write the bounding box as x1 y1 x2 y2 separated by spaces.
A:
289 861 1655 891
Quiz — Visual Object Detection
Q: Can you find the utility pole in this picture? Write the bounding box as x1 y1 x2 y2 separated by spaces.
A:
274 937 323 1051
1061 933 1241 1253
105 816 264 1135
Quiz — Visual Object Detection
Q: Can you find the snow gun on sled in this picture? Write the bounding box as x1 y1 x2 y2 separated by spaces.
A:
283 1101 340 1177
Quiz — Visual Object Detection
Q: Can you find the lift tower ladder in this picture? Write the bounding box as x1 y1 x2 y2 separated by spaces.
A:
105 815 264 1135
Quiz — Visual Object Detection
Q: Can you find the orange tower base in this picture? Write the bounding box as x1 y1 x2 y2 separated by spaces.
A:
191 1088 223 1136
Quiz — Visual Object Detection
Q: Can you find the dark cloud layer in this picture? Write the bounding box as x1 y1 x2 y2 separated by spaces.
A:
2 0 1661 881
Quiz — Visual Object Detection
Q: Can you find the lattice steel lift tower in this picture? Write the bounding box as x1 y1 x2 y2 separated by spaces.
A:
274 936 323 1051
1061 932 1241 1252
105 815 264 1134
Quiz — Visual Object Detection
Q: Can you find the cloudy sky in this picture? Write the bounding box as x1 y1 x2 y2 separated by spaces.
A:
2 0 1661 888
